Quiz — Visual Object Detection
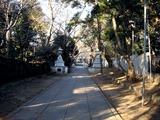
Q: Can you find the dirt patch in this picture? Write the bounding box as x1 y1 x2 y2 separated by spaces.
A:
92 67 160 120
0 72 65 119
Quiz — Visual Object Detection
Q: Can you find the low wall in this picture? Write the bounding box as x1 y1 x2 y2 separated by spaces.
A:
51 66 68 73
113 53 150 76
88 67 101 74
113 53 160 83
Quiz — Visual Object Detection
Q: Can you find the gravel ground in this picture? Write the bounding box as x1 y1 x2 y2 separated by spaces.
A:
0 72 65 119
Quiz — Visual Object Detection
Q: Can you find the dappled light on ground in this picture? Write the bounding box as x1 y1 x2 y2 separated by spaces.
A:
23 102 49 108
5 67 121 120
115 76 126 81
72 75 92 78
109 71 114 75
93 67 160 120
73 87 86 94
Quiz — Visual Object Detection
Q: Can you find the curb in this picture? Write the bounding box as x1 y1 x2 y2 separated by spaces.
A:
91 77 123 120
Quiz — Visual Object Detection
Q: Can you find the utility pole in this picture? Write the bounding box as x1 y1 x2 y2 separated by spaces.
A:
142 0 147 106
129 20 136 58
148 34 153 83
132 30 134 57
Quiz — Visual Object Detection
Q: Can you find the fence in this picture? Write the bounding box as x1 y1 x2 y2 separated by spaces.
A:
0 56 51 85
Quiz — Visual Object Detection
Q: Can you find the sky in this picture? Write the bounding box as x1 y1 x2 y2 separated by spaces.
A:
38 0 92 18
38 0 93 28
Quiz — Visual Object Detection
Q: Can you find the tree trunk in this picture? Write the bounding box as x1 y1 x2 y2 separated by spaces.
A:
125 57 136 82
112 16 136 81
112 16 121 49
6 30 11 57
104 54 113 67
97 15 103 74
117 58 127 73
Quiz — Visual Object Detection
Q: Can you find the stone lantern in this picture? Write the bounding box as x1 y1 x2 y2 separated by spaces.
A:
55 47 64 67
51 47 68 73
88 48 101 73
58 47 63 55
92 49 101 67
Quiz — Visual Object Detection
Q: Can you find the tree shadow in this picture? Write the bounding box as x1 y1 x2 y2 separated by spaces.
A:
93 67 160 120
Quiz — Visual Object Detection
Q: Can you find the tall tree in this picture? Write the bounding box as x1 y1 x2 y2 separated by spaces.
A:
61 0 144 81
0 0 46 60
0 0 20 57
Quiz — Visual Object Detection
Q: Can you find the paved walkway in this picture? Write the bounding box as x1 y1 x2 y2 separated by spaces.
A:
7 67 122 120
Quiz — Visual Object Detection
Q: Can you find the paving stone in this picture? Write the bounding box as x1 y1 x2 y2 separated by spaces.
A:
8 67 122 120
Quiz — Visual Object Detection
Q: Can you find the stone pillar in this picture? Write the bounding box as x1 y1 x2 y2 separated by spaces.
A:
51 47 68 73
92 49 101 67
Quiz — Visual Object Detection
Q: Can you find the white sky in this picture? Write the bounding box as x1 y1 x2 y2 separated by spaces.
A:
38 0 92 27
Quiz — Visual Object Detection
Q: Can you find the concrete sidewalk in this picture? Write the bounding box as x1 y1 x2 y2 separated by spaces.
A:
7 67 122 120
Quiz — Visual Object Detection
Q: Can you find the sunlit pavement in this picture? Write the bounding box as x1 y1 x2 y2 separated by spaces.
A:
7 66 122 120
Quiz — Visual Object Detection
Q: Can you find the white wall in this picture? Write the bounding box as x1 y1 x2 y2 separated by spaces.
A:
113 53 150 76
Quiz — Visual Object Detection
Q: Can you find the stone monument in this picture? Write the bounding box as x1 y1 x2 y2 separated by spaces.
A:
92 49 101 67
88 48 101 73
51 47 68 73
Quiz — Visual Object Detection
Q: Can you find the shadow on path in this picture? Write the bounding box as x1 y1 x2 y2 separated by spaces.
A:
7 66 122 120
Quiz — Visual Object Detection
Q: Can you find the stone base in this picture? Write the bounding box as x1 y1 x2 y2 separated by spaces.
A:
88 67 101 74
51 66 68 73
93 63 101 67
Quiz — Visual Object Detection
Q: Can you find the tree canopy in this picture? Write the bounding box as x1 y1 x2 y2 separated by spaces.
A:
0 0 160 77
61 0 160 80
